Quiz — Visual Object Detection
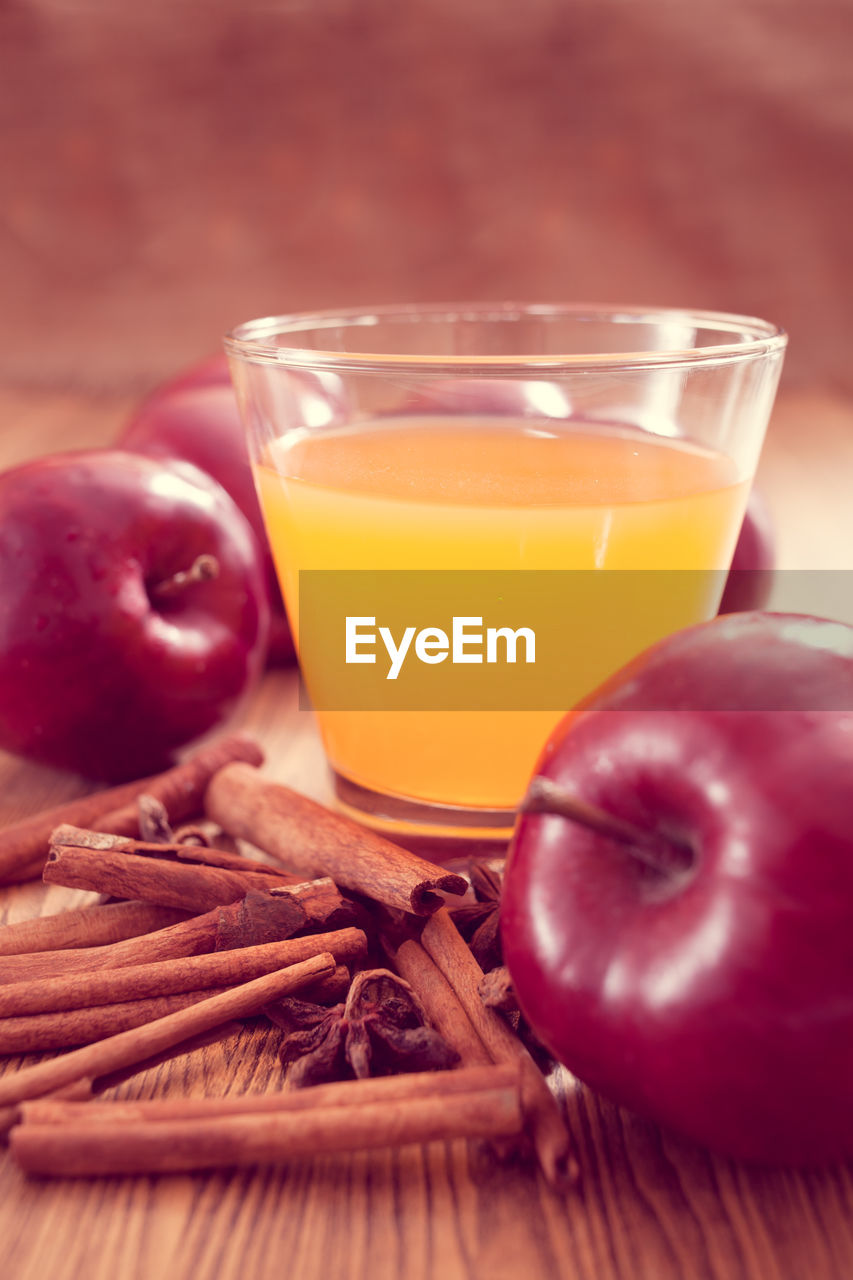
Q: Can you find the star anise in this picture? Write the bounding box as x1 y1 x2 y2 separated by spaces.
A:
478 964 517 1013
478 964 555 1075
448 860 503 971
136 794 175 844
270 968 460 1087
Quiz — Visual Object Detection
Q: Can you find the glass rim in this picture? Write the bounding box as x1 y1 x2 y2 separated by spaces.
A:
224 301 787 374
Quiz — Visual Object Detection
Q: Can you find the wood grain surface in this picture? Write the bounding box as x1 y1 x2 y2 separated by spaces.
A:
0 387 851 1280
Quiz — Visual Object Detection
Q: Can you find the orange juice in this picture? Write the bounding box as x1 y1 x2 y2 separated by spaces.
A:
255 417 749 811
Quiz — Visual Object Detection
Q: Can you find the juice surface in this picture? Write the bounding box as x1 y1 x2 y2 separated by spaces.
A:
256 417 749 808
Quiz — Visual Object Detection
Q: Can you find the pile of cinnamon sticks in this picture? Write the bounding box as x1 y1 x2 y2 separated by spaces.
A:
0 734 575 1185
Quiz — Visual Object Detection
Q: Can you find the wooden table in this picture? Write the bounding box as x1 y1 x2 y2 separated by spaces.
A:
0 386 852 1280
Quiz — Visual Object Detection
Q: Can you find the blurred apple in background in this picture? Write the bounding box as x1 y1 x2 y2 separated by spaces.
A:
120 382 295 663
120 353 347 665
0 450 269 781
402 376 572 419
719 489 776 614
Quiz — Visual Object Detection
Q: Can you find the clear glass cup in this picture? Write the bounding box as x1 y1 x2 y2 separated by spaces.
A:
225 303 787 849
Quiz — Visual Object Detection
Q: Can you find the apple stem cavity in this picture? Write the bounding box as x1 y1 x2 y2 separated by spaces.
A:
521 776 693 878
149 554 220 602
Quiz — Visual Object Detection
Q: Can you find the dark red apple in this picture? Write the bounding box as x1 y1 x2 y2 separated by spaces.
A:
719 490 776 614
0 450 269 781
142 350 349 430
120 383 295 663
576 610 853 712
122 360 347 664
502 612 853 1165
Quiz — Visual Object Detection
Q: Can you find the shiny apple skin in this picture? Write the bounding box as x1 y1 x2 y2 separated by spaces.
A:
575 612 853 713
719 490 776 614
502 613 853 1165
503 708 853 1165
120 383 295 663
0 450 269 781
149 352 348 428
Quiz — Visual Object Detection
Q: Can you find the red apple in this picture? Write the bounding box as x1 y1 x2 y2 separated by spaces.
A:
120 383 295 663
143 351 349 430
0 450 269 781
122 360 347 664
719 490 776 614
576 610 853 712
502 612 853 1165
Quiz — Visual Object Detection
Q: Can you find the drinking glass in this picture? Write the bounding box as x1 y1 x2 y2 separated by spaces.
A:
225 303 786 847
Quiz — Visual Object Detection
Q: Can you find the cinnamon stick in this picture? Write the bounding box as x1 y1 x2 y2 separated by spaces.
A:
0 931 364 1018
174 843 285 875
288 962 350 1004
44 842 303 913
0 892 314 986
0 952 336 1110
420 908 575 1188
0 989 229 1054
0 901 190 956
47 827 294 873
18 1062 518 1125
0 734 264 885
44 841 355 930
392 938 492 1068
268 878 358 932
0 964 351 1053
205 763 467 915
11 1077 523 1177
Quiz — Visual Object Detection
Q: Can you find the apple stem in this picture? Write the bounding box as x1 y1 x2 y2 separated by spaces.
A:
150 554 220 601
521 776 692 876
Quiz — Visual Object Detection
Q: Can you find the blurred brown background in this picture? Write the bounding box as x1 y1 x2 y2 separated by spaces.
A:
2 0 852 396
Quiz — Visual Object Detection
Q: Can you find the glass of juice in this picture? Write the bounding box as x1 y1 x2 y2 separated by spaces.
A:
225 303 786 849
